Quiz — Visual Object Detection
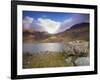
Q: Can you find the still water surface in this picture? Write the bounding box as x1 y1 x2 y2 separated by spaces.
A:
23 43 64 53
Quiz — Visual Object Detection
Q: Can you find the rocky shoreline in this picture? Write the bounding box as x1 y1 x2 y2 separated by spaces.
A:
23 40 89 68
63 40 89 66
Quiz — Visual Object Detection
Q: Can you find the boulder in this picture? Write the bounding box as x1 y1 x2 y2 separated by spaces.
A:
63 40 89 57
63 44 75 55
74 57 90 66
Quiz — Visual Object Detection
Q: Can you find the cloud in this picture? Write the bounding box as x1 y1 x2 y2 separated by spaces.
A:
56 18 74 33
23 14 89 34
57 14 89 33
37 18 61 34
23 16 34 30
62 18 73 29
63 18 73 23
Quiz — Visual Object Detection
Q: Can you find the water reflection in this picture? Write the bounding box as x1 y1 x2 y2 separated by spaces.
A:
23 43 64 53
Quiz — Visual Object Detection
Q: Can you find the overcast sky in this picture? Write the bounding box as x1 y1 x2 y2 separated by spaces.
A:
23 11 89 34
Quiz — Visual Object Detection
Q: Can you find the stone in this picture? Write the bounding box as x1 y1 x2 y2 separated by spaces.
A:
74 57 90 66
63 44 75 55
63 40 89 57
65 57 74 66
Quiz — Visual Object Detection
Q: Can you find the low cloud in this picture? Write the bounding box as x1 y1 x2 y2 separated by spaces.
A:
37 18 61 34
23 14 89 34
59 18 73 32
23 16 34 30
58 14 89 33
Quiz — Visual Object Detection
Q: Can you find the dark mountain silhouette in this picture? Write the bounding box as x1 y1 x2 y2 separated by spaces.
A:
69 23 89 29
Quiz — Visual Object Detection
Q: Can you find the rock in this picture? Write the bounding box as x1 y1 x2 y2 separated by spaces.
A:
74 45 89 56
63 40 89 57
74 57 90 66
63 44 75 55
65 57 74 66
65 57 72 62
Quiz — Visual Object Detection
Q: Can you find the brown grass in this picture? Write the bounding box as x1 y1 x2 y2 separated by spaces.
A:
23 52 73 69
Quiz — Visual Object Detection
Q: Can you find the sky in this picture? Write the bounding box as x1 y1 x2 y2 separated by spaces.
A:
23 11 89 34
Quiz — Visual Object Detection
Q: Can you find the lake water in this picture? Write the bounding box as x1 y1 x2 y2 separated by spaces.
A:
23 43 64 53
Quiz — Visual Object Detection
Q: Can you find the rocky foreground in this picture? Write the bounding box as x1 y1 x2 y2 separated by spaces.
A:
63 40 89 66
23 40 89 68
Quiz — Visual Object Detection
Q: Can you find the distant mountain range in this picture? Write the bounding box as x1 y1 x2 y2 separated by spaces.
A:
23 22 89 43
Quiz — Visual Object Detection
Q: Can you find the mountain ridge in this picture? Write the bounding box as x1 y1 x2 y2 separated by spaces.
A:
23 22 89 43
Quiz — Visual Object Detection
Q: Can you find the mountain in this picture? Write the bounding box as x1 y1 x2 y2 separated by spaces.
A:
23 22 89 43
69 23 89 30
43 22 89 42
66 23 89 41
23 29 50 43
